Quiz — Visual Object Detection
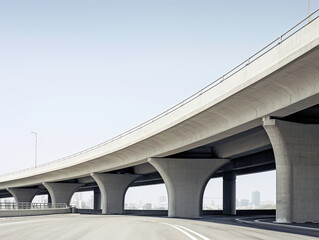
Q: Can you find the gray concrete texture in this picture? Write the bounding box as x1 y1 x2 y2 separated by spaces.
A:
0 215 317 240
0 208 71 218
149 158 229 218
43 182 84 206
7 188 41 203
91 173 140 214
263 118 319 223
93 189 101 210
223 171 236 215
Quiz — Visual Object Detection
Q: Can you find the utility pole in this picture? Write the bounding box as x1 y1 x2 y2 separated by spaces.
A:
31 132 38 167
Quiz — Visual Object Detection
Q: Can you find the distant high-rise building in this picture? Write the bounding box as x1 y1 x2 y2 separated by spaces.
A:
240 199 249 207
143 203 152 210
252 191 260 207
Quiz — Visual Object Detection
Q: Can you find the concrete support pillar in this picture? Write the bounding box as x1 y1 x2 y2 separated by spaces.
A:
91 173 140 214
263 117 319 223
48 194 52 204
148 157 229 218
7 188 41 203
223 171 236 215
43 182 84 206
94 188 101 210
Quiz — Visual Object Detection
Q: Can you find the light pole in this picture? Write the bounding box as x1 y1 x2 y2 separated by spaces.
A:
31 132 37 167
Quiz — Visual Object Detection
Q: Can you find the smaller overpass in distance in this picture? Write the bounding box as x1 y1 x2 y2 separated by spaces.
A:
1 11 319 224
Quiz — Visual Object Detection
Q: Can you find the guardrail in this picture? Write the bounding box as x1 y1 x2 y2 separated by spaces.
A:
0 9 318 178
0 202 68 210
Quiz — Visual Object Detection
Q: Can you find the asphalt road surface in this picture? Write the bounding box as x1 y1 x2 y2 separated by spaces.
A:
0 214 317 240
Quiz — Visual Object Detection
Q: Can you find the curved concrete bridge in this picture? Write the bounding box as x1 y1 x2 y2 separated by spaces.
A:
1 14 319 223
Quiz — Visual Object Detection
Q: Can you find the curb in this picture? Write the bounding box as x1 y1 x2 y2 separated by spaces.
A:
236 217 319 232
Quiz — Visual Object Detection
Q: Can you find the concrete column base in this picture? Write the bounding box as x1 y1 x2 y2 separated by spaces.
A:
43 182 84 206
263 117 319 223
91 173 140 214
148 157 229 218
223 171 236 215
7 187 42 203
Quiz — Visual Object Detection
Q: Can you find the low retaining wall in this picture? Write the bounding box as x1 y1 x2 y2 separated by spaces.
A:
123 209 275 217
203 209 276 216
125 209 168 216
234 209 276 216
72 209 276 217
76 209 102 214
0 208 71 217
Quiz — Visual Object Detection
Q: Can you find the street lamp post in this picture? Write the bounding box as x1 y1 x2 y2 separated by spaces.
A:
31 132 38 168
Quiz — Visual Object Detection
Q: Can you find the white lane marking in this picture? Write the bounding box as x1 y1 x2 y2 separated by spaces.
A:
175 224 210 240
236 217 319 232
142 219 210 240
162 223 198 240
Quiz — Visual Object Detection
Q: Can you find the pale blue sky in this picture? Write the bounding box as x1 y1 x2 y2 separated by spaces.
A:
0 1 317 201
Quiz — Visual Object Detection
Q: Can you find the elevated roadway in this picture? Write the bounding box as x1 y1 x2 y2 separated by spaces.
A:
0 12 319 223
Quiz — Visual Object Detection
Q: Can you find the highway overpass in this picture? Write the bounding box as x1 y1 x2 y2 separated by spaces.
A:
0 12 319 223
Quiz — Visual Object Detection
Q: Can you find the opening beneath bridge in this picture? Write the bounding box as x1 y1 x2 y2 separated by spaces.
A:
203 177 223 210
32 194 49 204
70 191 94 209
125 183 168 211
0 197 15 203
236 170 276 210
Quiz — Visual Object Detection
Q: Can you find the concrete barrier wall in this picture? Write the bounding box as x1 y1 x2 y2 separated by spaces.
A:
123 209 275 217
203 209 276 216
76 209 102 214
0 208 275 218
124 210 168 216
0 208 71 217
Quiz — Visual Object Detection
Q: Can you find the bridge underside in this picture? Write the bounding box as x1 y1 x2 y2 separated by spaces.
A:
1 104 318 222
1 18 319 223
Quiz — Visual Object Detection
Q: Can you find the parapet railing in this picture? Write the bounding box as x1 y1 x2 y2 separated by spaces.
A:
0 9 318 178
0 202 68 210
